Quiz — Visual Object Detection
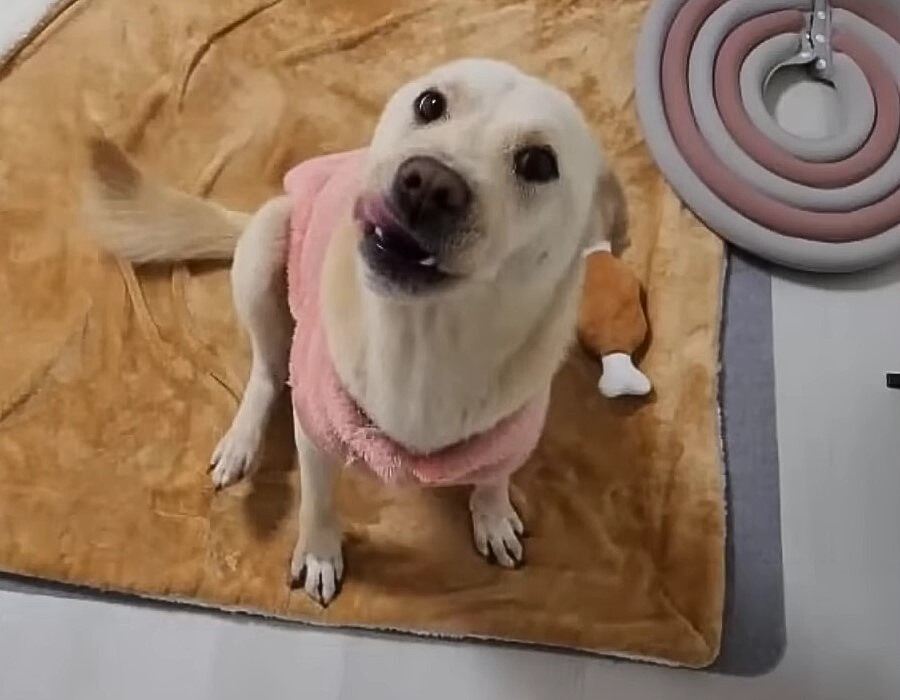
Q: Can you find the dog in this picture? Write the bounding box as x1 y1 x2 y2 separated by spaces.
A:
85 58 626 606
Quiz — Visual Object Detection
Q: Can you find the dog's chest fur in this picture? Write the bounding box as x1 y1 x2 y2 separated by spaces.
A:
320 220 582 455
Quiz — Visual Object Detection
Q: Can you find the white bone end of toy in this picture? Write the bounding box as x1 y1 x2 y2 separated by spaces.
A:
599 352 652 398
582 240 613 258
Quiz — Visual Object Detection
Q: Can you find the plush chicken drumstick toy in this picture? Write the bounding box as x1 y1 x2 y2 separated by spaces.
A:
577 243 652 398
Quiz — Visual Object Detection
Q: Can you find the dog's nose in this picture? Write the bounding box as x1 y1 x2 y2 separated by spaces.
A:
392 157 471 232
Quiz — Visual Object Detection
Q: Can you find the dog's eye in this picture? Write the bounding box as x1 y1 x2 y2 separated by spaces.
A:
513 146 559 183
414 89 446 124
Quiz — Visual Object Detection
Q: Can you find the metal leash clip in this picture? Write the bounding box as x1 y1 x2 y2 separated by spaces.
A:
764 0 834 90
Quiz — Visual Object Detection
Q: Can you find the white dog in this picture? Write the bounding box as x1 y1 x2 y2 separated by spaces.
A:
85 58 625 606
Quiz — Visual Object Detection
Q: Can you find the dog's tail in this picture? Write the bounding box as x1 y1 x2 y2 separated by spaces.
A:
83 135 251 264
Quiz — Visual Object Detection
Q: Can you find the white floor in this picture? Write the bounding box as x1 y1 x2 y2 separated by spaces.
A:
2 2 899 698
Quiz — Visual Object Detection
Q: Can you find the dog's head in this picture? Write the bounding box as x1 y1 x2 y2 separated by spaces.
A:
354 58 617 297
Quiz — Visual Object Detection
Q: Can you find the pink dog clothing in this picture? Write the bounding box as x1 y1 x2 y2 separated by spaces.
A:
284 149 550 487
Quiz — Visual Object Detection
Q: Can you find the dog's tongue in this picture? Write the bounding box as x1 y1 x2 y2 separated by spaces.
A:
355 194 404 231
355 194 434 264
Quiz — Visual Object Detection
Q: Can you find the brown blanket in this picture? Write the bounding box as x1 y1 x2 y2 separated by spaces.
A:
0 0 725 667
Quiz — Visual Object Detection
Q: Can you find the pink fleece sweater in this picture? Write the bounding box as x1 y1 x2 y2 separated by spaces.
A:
285 149 549 487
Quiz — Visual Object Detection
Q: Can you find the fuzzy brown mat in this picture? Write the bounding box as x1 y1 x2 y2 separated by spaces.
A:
0 0 725 667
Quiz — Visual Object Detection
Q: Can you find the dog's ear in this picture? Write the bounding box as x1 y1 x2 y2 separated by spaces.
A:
590 166 629 256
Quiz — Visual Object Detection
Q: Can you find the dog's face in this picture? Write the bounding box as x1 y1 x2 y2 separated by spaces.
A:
354 59 605 297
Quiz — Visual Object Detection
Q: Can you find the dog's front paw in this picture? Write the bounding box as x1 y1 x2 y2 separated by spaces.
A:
470 486 524 568
209 427 262 489
290 524 344 606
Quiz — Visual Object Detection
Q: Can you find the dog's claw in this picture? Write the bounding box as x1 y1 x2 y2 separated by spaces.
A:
288 558 303 588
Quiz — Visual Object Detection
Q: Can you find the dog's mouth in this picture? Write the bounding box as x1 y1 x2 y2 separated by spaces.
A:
353 195 453 292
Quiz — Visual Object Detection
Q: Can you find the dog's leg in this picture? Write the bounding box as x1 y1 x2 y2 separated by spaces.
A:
210 196 293 488
290 414 343 605
470 477 524 568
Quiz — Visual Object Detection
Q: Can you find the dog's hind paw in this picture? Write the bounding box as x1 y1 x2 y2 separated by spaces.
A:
209 427 262 489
